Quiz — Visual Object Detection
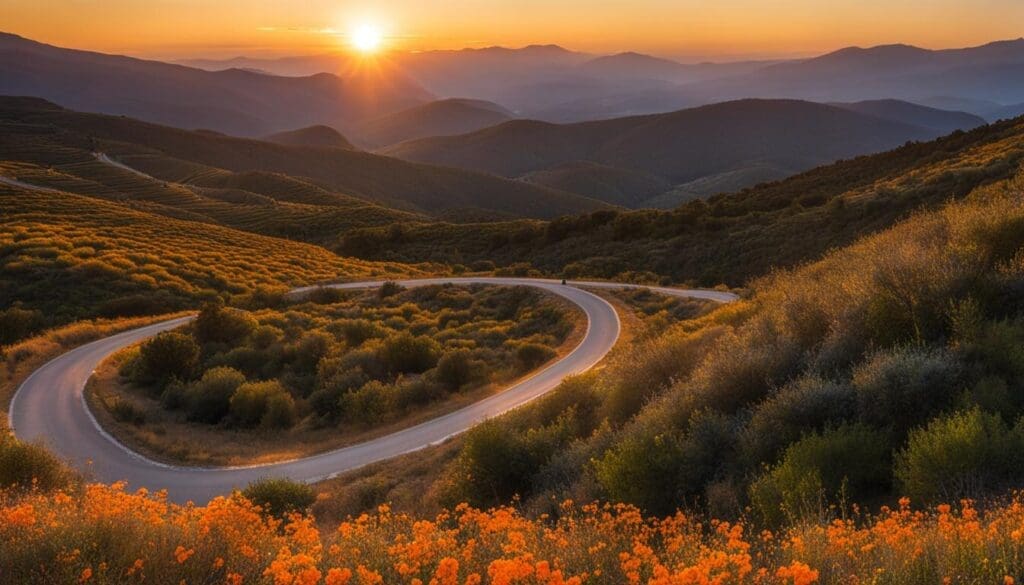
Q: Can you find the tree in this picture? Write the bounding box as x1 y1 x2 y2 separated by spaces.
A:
137 332 199 384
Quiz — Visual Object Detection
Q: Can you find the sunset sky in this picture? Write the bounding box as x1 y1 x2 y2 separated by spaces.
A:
5 0 1023 60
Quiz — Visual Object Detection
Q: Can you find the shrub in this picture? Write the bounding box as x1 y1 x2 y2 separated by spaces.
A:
378 281 404 299
435 349 474 390
853 347 962 437
515 343 556 372
262 391 298 429
749 425 891 525
380 333 440 373
741 376 856 467
0 433 72 491
0 305 44 346
195 301 257 344
340 380 394 424
185 367 246 424
109 399 146 426
595 411 736 516
230 380 295 429
241 477 316 519
136 331 199 384
332 319 381 346
895 409 1024 503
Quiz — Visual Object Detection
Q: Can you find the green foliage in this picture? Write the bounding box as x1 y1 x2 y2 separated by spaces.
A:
135 332 199 385
895 409 1024 503
435 349 475 390
195 301 258 344
0 433 73 491
741 375 856 466
595 411 736 516
380 333 441 374
241 477 316 519
853 347 962 438
229 380 296 429
183 367 246 424
750 425 891 525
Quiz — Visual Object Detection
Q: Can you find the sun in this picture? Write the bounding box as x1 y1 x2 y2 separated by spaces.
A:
350 23 383 54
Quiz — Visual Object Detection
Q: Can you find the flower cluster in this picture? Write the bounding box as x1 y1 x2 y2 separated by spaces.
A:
3 483 1024 583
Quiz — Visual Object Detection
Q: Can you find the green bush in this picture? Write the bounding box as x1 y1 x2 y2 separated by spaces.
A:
340 380 394 424
184 367 246 424
435 349 474 390
515 343 556 372
230 380 295 429
853 347 962 437
195 301 258 344
894 409 1024 503
741 375 856 466
595 411 736 516
136 331 199 384
0 433 72 491
749 425 891 525
380 333 440 373
241 477 316 519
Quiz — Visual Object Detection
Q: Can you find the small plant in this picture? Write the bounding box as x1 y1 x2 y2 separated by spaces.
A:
241 477 316 518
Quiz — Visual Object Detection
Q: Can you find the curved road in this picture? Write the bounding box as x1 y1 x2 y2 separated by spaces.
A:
10 278 736 504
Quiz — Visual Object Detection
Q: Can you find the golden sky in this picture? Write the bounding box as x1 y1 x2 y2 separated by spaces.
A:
4 0 1023 60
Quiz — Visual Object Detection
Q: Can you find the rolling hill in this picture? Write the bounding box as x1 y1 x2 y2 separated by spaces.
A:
0 97 608 221
342 113 1024 286
831 99 986 134
0 180 415 330
354 98 514 148
0 32 433 137
382 99 949 204
262 126 356 149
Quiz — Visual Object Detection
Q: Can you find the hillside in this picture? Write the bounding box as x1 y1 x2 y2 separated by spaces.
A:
355 98 514 148
832 99 986 133
519 161 672 207
262 125 355 149
0 181 414 335
342 114 1024 285
0 97 609 221
382 99 943 205
430 165 1024 524
0 32 433 137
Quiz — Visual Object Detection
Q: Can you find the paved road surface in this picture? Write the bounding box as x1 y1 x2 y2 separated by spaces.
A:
10 278 737 504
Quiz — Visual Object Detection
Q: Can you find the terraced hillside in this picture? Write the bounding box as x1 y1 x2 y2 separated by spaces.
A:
0 182 417 337
341 115 1024 286
0 97 609 221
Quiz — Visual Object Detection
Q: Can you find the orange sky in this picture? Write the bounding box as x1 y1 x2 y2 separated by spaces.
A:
4 0 1023 60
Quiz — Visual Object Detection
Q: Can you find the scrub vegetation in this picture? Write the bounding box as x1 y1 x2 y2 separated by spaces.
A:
92 284 577 464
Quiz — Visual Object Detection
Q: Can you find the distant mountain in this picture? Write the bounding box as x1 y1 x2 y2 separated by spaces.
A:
355 99 514 148
382 99 941 204
831 100 986 134
578 52 776 83
0 97 609 221
0 32 433 137
690 39 1024 105
263 125 356 149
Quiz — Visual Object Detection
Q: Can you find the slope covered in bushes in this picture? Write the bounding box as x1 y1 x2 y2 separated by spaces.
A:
0 184 416 343
436 169 1024 521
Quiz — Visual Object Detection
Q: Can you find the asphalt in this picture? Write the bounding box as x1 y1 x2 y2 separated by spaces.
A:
9 278 737 504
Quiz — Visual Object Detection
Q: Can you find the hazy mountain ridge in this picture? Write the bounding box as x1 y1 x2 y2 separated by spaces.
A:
382 99 960 205
0 32 434 137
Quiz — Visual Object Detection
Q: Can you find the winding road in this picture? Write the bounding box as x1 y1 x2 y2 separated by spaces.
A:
9 278 737 504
